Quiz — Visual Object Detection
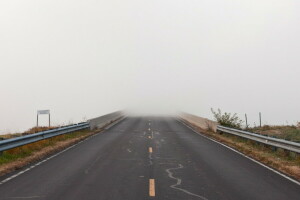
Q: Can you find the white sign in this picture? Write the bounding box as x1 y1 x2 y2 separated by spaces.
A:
37 110 50 115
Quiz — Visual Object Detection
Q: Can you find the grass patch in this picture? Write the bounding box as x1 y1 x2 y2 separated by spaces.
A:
0 129 90 166
0 118 122 176
248 125 300 142
182 119 300 180
222 133 300 164
0 126 59 140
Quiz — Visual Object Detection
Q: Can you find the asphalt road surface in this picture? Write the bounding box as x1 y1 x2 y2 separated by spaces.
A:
0 117 299 200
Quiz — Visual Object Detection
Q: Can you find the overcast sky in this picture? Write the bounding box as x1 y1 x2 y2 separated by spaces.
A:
1 0 300 133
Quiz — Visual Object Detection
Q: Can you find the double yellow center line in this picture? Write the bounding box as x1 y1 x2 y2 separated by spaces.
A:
148 123 155 197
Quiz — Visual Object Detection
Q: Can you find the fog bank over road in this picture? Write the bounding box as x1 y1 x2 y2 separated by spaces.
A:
0 0 299 133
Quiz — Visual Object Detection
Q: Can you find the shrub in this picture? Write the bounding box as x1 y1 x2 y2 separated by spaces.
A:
211 108 243 129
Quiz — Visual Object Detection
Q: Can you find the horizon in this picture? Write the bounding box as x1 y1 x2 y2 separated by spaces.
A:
1 0 299 134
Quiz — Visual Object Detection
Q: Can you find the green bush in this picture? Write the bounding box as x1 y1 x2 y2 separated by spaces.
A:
211 108 243 129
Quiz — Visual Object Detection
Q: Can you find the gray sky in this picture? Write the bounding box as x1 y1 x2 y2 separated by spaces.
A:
1 0 300 133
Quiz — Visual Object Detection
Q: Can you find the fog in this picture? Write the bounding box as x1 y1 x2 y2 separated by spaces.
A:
1 0 300 133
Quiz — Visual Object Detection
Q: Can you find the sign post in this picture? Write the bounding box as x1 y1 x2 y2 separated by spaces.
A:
259 112 262 127
245 114 248 129
37 110 50 127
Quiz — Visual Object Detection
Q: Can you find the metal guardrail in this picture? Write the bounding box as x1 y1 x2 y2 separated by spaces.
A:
217 125 300 154
0 122 90 152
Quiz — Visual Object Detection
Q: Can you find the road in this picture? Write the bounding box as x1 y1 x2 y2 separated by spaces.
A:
0 117 299 200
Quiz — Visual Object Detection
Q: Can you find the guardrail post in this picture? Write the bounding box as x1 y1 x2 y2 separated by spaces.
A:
283 149 290 157
259 112 262 127
217 125 300 154
245 114 248 129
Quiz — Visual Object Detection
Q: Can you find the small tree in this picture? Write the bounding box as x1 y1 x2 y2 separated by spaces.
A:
211 108 243 129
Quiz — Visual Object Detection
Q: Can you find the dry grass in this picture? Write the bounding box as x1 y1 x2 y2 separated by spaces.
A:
0 129 99 176
248 125 300 142
0 118 123 177
181 119 300 181
0 126 58 140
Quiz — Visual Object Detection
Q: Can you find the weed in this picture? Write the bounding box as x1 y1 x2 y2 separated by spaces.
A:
211 108 243 129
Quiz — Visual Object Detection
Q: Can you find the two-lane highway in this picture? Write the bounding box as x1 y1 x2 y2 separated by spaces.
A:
0 117 299 199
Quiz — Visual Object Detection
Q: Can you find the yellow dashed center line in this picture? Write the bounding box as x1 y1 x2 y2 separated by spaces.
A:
149 179 155 197
149 147 153 153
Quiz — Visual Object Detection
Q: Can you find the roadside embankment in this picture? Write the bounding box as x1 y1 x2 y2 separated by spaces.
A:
180 112 218 132
0 112 124 177
179 113 300 181
0 129 94 176
248 125 300 143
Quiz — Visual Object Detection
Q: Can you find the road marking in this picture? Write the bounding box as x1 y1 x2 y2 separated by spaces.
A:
0 118 127 185
0 138 88 185
178 119 300 186
0 122 119 185
104 117 126 130
149 123 151 126
148 128 151 131
149 179 155 197
149 147 153 153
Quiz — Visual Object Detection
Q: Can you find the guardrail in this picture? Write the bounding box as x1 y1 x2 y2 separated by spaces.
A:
217 125 300 154
88 111 124 130
0 122 90 152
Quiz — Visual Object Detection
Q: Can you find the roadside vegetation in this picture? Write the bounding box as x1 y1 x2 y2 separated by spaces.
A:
183 119 300 180
1 126 65 140
211 108 300 143
0 129 89 165
211 108 243 129
248 125 300 143
215 130 300 179
0 127 96 176
182 110 300 180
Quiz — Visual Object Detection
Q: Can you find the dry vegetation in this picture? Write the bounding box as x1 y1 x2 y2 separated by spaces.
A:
0 126 59 140
0 128 98 176
181 119 300 181
0 118 122 177
248 125 300 143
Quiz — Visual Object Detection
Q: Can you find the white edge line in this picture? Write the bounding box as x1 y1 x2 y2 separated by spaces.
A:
104 117 126 130
0 118 126 185
0 134 100 185
177 119 300 186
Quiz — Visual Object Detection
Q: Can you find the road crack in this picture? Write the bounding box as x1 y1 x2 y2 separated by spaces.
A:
149 152 153 165
166 164 208 200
